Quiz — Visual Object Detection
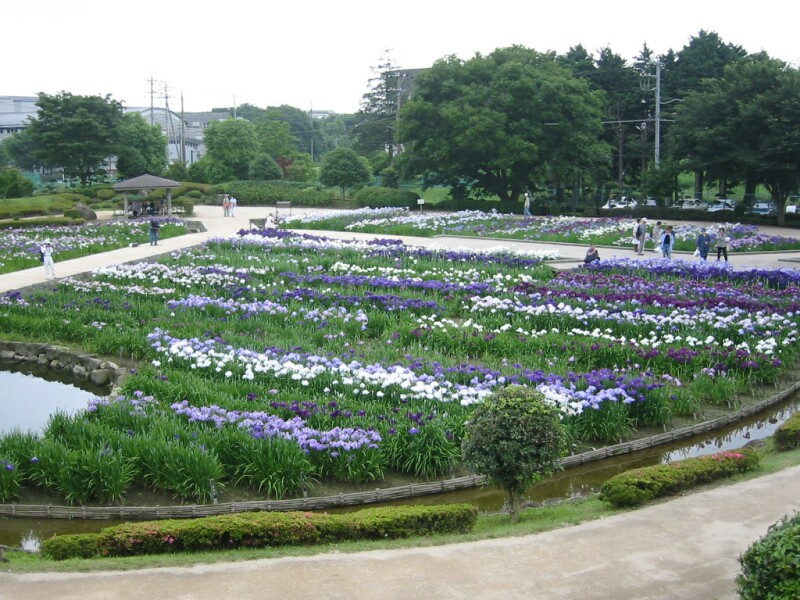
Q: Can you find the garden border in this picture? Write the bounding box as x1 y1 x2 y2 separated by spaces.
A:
2 374 797 521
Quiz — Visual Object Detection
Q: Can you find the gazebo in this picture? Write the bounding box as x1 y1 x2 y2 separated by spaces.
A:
113 174 181 217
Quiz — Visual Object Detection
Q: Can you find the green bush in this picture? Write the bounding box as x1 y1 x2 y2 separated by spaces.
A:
208 180 334 207
355 187 420 209
600 449 760 507
0 216 86 230
95 188 116 201
774 413 800 451
38 504 478 559
40 533 102 560
172 197 195 216
737 512 800 599
186 190 203 199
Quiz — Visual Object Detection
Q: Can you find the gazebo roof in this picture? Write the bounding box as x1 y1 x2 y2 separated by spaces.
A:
113 174 180 191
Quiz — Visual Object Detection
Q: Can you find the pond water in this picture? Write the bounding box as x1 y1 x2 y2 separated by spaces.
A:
0 362 108 435
0 380 798 550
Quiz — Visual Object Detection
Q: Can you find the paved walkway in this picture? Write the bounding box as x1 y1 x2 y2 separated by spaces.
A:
2 207 800 598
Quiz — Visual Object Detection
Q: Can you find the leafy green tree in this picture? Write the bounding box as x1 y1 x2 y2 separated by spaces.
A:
281 153 314 182
319 148 372 200
0 167 34 198
25 92 124 185
115 112 168 178
254 119 298 162
164 160 189 181
203 118 258 182
249 153 283 180
265 105 317 157
665 30 746 97
462 386 567 523
1 128 41 172
671 54 800 223
352 50 405 157
398 46 609 202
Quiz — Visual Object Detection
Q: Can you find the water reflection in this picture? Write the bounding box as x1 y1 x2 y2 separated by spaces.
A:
0 362 107 435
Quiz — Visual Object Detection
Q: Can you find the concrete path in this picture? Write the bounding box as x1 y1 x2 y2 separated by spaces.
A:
2 466 799 600
2 206 800 598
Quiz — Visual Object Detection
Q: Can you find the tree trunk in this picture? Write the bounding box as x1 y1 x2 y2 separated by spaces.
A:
508 490 522 524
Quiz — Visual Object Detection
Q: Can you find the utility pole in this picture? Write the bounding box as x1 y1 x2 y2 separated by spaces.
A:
654 61 662 168
309 101 314 162
146 74 157 125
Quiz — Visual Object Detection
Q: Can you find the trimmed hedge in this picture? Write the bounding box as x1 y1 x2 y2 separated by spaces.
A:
737 512 800 599
355 187 420 209
600 448 760 507
40 504 477 560
0 216 86 230
774 412 800 451
208 181 335 207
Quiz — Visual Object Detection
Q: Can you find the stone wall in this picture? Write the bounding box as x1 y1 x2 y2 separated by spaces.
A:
0 341 124 388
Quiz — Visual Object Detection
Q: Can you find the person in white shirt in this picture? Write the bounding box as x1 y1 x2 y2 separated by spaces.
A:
229 195 238 217
41 240 56 279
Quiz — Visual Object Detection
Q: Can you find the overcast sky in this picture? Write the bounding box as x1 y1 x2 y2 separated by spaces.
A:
7 1 799 115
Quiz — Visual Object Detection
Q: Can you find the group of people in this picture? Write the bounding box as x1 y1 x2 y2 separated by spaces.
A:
222 194 238 217
585 220 731 266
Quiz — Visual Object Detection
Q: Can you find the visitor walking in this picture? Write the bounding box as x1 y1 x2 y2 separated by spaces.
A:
650 221 662 252
716 228 729 262
635 218 648 255
222 194 231 217
696 228 711 260
660 226 675 259
229 195 238 217
40 239 56 279
149 219 160 246
523 193 532 217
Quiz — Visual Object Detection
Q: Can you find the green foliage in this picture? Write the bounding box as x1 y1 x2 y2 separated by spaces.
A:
40 533 102 561
737 512 800 600
380 166 400 189
319 148 373 200
600 449 760 507
95 188 116 201
115 112 168 179
164 161 190 181
774 413 800 451
25 92 124 186
207 180 334 206
462 385 567 522
63 504 477 559
354 186 419 208
0 457 21 502
398 47 608 202
203 118 258 182
0 167 34 198
249 153 283 181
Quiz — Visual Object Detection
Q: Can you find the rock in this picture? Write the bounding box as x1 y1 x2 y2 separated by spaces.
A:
89 369 114 387
72 203 97 221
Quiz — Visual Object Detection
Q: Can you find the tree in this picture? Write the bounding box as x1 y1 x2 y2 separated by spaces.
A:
115 112 168 178
462 386 567 523
1 128 41 172
280 153 314 182
352 49 405 157
203 118 258 182
25 92 124 185
398 46 609 202
164 160 189 182
249 153 283 180
254 119 298 162
319 148 372 200
0 167 34 198
670 54 800 223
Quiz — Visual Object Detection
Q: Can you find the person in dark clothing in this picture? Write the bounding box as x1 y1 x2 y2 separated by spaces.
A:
149 219 160 246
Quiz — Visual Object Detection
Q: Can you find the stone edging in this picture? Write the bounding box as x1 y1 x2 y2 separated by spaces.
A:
0 341 125 388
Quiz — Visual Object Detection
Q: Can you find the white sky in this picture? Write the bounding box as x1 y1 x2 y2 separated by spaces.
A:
6 1 800 115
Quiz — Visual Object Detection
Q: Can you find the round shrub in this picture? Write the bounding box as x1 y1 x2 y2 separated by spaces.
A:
186 190 203 199
737 512 800 599
95 188 116 201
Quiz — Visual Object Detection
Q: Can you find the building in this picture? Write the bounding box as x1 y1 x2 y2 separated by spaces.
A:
0 96 37 141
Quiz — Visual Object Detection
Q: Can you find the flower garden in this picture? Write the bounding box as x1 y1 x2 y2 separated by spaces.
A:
286 207 800 253
1 222 800 506
0 218 189 275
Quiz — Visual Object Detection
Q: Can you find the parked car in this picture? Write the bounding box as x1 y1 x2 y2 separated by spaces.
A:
681 199 708 211
601 198 637 210
747 202 777 216
707 200 736 213
643 198 658 207
786 204 798 214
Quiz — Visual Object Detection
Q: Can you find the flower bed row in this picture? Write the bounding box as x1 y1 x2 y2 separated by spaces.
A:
1 228 799 504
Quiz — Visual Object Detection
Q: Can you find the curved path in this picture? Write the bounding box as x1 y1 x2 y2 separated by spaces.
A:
2 466 799 600
2 207 800 598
